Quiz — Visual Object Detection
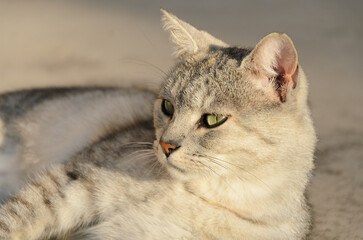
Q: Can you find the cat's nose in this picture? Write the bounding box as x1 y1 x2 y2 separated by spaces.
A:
159 141 179 157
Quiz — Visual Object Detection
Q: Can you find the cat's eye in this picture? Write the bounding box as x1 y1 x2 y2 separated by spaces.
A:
202 114 228 128
161 99 174 117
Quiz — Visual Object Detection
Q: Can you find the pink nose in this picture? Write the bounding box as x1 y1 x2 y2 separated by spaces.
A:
159 141 176 156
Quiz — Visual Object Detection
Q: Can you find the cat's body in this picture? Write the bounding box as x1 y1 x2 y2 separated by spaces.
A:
0 10 316 240
0 88 155 201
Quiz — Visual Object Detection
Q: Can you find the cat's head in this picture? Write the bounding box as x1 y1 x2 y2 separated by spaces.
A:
153 10 315 182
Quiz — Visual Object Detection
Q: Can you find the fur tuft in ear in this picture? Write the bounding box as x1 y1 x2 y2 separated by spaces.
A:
161 9 228 59
242 33 298 102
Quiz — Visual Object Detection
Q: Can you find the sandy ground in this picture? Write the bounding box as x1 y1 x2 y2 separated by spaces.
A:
0 0 362 239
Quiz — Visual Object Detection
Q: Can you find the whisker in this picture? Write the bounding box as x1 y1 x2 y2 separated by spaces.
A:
190 158 219 178
145 160 160 176
188 157 245 201
121 149 155 163
120 58 167 78
119 142 154 148
196 153 273 193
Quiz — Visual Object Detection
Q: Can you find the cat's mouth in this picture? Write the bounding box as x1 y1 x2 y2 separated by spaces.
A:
165 157 186 173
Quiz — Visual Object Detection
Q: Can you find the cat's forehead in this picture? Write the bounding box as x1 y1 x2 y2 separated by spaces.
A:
160 47 264 112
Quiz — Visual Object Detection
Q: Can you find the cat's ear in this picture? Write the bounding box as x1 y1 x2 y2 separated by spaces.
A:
241 33 298 102
161 9 228 59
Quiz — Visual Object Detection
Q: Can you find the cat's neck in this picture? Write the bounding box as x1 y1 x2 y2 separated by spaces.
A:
183 171 305 222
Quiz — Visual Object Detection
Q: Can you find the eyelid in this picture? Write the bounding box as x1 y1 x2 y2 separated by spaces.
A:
161 98 174 105
202 113 231 117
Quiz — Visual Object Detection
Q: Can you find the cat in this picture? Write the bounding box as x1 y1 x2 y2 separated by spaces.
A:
0 9 316 239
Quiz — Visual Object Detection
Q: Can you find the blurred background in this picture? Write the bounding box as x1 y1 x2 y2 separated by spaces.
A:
0 0 362 239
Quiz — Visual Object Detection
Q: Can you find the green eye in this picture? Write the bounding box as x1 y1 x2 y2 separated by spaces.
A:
203 114 228 128
161 99 174 116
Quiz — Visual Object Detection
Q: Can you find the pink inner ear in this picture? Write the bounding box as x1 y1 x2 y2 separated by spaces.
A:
275 41 298 89
245 33 299 102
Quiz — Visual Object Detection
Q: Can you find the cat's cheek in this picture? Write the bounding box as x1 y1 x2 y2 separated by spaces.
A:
154 111 166 126
153 118 170 141
154 128 163 141
155 144 165 161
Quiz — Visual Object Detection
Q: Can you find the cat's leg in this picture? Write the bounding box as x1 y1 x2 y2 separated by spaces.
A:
0 162 99 240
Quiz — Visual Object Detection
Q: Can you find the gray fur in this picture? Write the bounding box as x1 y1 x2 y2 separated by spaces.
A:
0 10 316 240
0 88 155 202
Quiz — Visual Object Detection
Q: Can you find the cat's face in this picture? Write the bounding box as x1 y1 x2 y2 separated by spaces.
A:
154 51 285 180
152 53 249 179
154 10 312 181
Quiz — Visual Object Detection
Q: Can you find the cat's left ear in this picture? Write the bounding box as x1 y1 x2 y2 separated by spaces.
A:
241 33 298 102
161 9 228 59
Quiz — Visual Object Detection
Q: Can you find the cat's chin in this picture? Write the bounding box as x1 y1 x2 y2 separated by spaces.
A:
165 157 186 173
157 154 189 180
163 160 206 182
155 151 195 181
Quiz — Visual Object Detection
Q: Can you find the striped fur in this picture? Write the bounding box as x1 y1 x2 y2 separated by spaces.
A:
0 88 155 202
0 10 316 240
